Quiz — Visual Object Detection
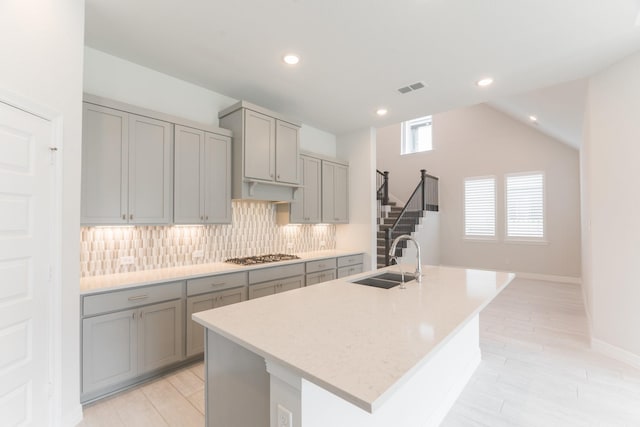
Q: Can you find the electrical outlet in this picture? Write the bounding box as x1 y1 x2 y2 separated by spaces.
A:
319 240 326 248
119 256 135 265
192 250 204 259
277 404 292 427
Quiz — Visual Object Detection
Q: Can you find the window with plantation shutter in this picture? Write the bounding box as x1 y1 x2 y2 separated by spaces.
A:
464 177 496 238
506 172 544 239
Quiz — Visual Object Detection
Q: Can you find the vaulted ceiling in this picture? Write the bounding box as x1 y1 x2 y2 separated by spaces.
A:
85 0 640 146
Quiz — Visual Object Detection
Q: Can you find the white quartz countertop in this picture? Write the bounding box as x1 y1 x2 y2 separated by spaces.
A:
80 250 361 294
193 264 514 413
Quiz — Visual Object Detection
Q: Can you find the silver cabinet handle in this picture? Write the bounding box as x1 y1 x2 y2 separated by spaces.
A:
318 264 325 268
128 294 148 301
211 282 226 287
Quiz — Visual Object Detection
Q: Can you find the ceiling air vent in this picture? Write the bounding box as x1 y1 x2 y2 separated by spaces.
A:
397 81 426 94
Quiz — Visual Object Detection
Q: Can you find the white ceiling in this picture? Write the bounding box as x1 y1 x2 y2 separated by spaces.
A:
85 0 640 141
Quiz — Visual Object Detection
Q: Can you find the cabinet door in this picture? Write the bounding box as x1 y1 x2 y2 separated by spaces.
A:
289 157 305 223
128 114 173 224
138 300 183 375
186 294 215 358
82 309 137 397
275 120 299 184
334 163 349 222
244 110 275 181
186 287 247 357
174 125 204 224
303 156 321 222
81 103 128 224
277 275 304 293
248 281 278 300
203 132 232 223
322 161 349 223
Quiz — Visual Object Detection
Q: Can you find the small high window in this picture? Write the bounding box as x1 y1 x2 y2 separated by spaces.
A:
401 116 432 155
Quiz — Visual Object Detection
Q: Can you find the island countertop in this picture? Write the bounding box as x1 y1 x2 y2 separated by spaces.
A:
193 264 514 413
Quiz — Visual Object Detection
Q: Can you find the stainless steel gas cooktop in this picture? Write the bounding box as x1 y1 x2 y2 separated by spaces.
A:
225 253 300 265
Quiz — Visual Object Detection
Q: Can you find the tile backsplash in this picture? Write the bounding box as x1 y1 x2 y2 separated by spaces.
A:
80 200 336 277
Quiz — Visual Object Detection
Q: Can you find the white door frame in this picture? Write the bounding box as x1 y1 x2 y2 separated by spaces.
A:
0 88 64 425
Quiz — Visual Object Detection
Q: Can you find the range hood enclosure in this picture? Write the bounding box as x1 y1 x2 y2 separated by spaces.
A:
219 101 301 202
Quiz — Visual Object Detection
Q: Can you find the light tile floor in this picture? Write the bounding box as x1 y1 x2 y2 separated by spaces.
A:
78 278 640 426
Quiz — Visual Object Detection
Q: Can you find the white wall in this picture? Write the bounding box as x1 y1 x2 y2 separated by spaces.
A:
84 47 336 155
336 128 377 271
583 51 640 360
377 105 581 278
0 1 84 425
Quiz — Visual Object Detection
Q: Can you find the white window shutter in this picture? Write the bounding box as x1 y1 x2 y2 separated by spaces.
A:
506 173 544 238
464 177 496 237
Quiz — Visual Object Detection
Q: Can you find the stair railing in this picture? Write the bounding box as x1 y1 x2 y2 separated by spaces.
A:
384 169 439 266
376 170 389 205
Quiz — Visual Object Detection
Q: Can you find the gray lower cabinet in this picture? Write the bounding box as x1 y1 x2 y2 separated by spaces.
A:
248 275 304 299
337 254 364 278
81 282 184 402
248 263 305 299
186 286 247 357
82 308 137 397
305 257 337 286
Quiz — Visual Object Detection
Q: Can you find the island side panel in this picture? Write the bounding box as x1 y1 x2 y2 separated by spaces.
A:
300 315 481 427
205 330 270 427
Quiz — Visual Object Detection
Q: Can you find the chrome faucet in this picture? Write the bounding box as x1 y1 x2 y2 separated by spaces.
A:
389 234 422 283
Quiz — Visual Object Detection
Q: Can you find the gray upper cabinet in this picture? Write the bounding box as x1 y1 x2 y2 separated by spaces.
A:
290 155 321 223
81 102 173 225
275 120 300 184
322 160 349 223
219 101 301 201
81 103 128 225
244 109 275 181
174 125 231 224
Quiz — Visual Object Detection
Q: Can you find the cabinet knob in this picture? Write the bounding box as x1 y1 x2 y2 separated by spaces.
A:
270 173 274 178
201 215 204 221
205 215 209 221
122 214 126 220
277 175 280 179
129 214 133 220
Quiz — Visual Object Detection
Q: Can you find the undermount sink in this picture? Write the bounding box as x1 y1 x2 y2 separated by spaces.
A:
352 272 416 289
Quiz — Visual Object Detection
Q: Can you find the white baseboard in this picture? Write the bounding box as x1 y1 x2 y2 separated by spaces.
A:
591 338 640 371
515 272 582 285
62 404 83 427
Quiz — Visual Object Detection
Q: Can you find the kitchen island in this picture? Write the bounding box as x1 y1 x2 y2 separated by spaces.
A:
193 265 514 427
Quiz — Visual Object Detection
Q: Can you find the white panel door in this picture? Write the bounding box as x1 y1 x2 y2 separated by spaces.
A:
0 101 53 426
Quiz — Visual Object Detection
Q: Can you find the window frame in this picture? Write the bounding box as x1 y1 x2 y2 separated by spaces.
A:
463 175 497 241
401 115 433 155
504 171 546 243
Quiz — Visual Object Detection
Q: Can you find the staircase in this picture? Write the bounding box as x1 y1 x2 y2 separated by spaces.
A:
376 204 424 269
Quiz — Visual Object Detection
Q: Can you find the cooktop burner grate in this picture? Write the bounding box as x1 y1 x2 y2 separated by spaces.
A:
225 253 300 265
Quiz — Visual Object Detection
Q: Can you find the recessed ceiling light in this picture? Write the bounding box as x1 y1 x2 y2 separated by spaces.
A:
476 77 494 87
283 54 300 65
376 108 388 116
529 115 538 123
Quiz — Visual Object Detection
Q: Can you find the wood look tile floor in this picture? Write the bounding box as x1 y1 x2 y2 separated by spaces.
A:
78 279 640 427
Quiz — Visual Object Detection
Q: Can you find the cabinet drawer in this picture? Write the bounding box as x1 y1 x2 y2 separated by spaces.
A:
187 271 248 296
248 263 305 284
305 258 336 274
306 270 336 286
337 254 363 268
83 281 184 317
248 275 304 300
337 264 363 278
